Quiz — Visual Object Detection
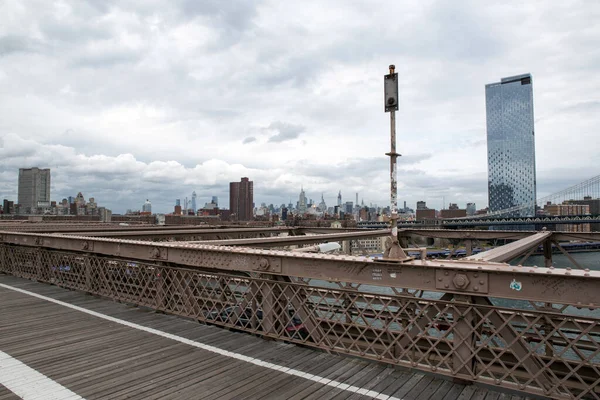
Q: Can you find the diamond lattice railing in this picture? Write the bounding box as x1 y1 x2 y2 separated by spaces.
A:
0 244 599 399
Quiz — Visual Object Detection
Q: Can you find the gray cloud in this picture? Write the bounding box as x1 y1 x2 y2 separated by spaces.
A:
0 35 39 56
267 121 305 143
0 0 598 213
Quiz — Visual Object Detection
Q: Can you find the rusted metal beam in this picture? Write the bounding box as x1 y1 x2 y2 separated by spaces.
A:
59 226 294 238
1 231 599 307
399 228 600 242
186 229 391 247
463 232 552 263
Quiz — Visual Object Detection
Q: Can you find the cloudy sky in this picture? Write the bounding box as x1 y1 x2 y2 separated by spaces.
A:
0 0 598 214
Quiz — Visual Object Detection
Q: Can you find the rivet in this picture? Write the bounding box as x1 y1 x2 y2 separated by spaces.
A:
473 273 478 278
479 280 484 285
444 284 449 288
444 271 449 276
438 277 443 282
473 287 479 291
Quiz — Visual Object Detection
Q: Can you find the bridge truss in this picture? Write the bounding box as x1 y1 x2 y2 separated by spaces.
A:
458 174 600 219
0 225 599 399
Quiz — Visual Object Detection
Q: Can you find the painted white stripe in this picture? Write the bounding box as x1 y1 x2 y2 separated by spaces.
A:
0 282 403 400
0 350 84 400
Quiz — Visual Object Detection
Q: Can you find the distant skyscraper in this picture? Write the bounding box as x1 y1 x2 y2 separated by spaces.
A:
345 201 353 214
175 199 180 206
486 73 536 216
229 177 253 221
211 196 218 207
466 202 476 216
298 187 307 214
142 199 152 213
337 191 342 207
191 191 197 213
18 167 51 211
318 193 327 212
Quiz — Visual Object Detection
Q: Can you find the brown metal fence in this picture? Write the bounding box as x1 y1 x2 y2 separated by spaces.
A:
1 244 599 399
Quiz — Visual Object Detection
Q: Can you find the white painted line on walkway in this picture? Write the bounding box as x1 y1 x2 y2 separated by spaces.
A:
0 350 84 400
0 282 402 400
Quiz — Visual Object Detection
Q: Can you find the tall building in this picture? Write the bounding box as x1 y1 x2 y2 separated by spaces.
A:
18 167 51 211
486 73 536 216
191 191 197 213
337 191 342 207
298 187 307 214
345 201 353 214
229 177 253 221
142 199 152 214
466 202 476 216
318 193 327 212
211 196 218 207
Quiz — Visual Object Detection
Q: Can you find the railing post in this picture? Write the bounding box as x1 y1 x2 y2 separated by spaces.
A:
465 240 473 257
35 248 47 282
543 240 553 268
155 262 166 311
259 274 276 335
452 295 475 378
0 245 6 273
84 253 93 293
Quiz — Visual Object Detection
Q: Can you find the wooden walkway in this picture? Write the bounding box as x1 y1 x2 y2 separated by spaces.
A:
0 274 533 400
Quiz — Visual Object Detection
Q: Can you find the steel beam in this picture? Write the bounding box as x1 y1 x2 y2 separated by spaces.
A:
463 232 552 262
186 229 391 247
399 228 600 242
1 231 599 307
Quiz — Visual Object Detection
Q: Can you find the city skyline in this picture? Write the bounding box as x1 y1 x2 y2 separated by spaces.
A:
0 1 599 214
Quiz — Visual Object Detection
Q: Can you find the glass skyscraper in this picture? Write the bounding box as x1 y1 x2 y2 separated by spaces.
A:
485 73 536 217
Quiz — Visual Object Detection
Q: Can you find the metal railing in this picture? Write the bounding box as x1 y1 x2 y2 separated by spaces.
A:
1 236 599 399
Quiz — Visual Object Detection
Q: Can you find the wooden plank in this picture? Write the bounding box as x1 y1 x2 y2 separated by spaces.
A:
296 361 375 400
139 342 294 400
365 368 415 398
395 374 436 400
455 385 478 400
327 364 384 399
203 348 324 400
428 380 458 400
211 352 333 400
259 356 349 400
471 387 490 400
0 384 21 400
440 381 469 400
389 372 427 398
414 376 446 400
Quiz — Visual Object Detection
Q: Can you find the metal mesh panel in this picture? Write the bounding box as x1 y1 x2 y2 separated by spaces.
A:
1 244 598 399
